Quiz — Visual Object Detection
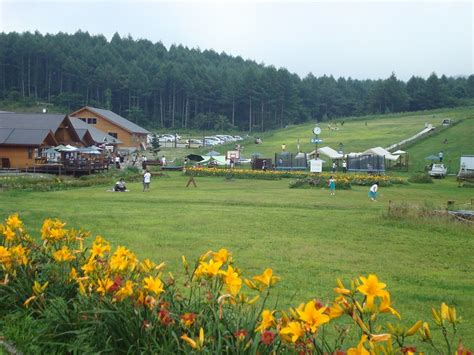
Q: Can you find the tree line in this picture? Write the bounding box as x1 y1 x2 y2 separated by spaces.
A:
1 31 473 131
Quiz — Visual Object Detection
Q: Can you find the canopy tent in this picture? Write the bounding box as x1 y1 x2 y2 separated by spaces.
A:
347 152 362 157
197 155 228 166
362 147 399 161
425 154 439 161
392 150 407 155
55 144 78 152
76 146 102 154
206 150 221 156
308 146 343 159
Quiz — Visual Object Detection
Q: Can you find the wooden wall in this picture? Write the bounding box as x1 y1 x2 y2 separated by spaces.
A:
72 108 147 148
0 146 34 169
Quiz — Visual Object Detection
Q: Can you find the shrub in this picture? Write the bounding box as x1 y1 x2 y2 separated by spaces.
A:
408 173 433 184
0 214 469 354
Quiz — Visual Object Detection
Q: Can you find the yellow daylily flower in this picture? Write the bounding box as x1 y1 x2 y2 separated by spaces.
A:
219 265 242 296
2 226 16 242
296 300 330 333
6 214 22 229
280 321 305 343
328 301 345 319
379 292 401 319
347 334 370 355
9 245 28 265
357 274 387 308
96 278 113 296
114 280 134 301
256 310 276 332
140 259 156 273
53 246 76 262
212 248 231 263
0 246 12 269
253 268 280 289
143 276 165 296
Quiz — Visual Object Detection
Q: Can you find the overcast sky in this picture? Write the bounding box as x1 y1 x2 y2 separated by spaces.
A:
0 0 472 81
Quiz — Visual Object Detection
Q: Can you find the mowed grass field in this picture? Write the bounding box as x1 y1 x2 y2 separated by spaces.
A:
1 173 473 344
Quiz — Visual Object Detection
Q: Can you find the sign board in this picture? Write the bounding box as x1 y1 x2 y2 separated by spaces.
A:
311 138 323 143
310 159 323 173
226 150 240 160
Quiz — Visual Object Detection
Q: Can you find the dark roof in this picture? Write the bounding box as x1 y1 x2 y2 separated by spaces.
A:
0 113 65 130
0 128 54 145
73 106 150 134
70 117 122 144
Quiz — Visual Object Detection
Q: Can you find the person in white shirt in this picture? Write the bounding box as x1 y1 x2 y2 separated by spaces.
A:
143 170 151 192
161 155 167 166
368 182 379 201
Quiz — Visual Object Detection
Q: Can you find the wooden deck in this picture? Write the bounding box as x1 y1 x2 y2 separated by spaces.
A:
26 160 109 175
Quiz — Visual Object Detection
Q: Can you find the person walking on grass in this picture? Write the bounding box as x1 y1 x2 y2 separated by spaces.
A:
143 169 151 192
368 182 379 201
328 176 336 196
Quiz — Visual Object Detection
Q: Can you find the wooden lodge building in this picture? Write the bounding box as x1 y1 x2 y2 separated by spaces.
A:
0 112 121 172
70 106 150 150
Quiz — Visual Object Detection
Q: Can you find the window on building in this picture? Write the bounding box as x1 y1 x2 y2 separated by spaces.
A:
108 132 118 139
87 118 97 124
27 148 33 159
80 118 87 122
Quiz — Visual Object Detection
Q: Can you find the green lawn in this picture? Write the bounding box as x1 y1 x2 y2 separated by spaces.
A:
1 172 473 345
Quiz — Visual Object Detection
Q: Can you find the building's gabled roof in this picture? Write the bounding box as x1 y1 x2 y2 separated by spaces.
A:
70 117 123 144
0 128 58 146
0 113 65 130
71 106 150 134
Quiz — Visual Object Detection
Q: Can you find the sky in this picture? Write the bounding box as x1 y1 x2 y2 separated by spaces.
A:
0 0 472 81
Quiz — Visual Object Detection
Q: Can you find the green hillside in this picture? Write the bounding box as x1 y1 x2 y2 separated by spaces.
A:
203 106 474 173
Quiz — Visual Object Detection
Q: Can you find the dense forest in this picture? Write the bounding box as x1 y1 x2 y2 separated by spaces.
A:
1 31 473 131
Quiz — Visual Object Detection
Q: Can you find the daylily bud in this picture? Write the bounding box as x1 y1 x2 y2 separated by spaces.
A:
181 255 189 270
355 300 364 314
355 316 370 333
247 295 260 305
431 308 442 325
421 322 431 340
370 333 391 342
440 303 449 320
406 320 422 336
448 307 457 324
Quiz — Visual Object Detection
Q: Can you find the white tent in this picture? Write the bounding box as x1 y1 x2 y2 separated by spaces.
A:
392 150 407 155
363 147 399 161
197 155 228 166
308 146 343 159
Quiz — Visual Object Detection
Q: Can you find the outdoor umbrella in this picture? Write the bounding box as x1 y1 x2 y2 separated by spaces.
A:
425 154 439 161
186 154 204 162
206 150 221 156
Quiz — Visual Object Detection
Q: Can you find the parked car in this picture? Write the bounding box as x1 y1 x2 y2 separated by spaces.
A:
429 164 447 178
233 135 243 141
158 134 175 142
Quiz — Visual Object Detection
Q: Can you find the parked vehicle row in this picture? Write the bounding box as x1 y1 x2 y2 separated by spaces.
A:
148 133 243 146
